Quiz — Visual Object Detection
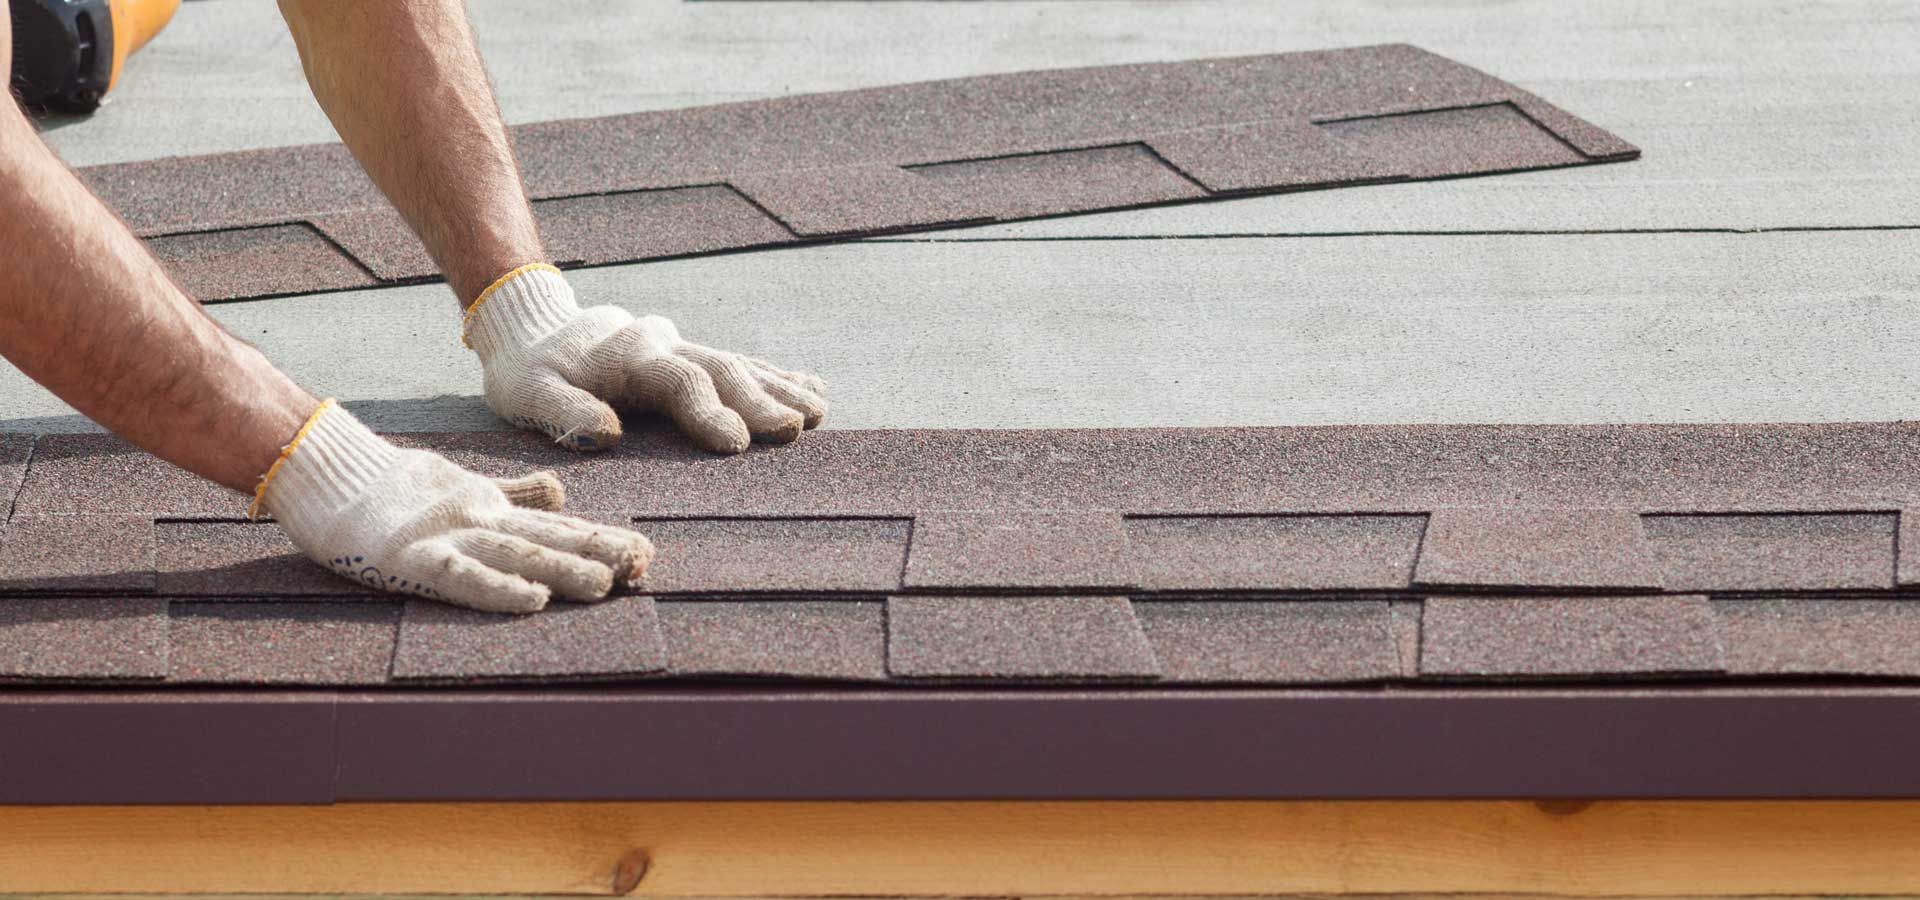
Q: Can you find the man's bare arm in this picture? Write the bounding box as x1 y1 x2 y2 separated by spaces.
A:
277 0 827 453
277 0 542 305
0 11 314 493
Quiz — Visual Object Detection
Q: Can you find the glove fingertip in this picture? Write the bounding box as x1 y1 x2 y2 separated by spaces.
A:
495 470 567 512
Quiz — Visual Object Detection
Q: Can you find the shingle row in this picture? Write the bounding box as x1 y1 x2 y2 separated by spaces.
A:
0 508 1907 597
7 594 1918 686
4 423 1920 688
81 44 1636 302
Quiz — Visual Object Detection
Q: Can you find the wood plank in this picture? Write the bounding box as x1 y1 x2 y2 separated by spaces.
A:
6 801 1920 896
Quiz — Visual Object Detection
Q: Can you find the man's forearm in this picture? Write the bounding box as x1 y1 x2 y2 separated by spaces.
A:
279 0 544 305
0 102 317 494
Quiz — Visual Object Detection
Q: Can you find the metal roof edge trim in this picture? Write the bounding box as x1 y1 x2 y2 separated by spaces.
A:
1 686 1916 803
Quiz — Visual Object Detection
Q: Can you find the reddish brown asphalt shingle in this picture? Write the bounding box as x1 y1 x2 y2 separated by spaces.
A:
1643 512 1898 592
886 595 1159 681
168 601 400 685
0 597 167 680
146 225 378 302
1716 599 1920 676
14 433 238 516
1316 102 1587 180
1125 514 1424 592
657 600 886 681
0 515 154 593
631 517 908 594
1146 118 1398 193
1420 595 1725 678
155 521 373 597
1135 600 1400 684
7 424 1920 688
390 597 665 682
903 511 1131 590
1414 508 1664 591
89 44 1634 302
908 144 1207 218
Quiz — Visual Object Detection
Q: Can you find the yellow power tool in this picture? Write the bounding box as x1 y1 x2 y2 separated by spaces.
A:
8 0 179 112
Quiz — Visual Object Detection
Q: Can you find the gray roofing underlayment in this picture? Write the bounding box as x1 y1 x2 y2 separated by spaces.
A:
12 46 1919 804
88 44 1638 301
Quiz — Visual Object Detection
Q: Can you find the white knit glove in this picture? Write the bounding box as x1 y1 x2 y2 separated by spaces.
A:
463 264 827 453
253 400 655 614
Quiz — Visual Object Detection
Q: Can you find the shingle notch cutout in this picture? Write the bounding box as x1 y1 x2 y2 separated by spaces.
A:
95 44 1637 302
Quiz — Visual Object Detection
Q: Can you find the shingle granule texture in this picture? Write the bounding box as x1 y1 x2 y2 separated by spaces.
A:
390 597 665 682
1414 508 1664 590
903 511 1131 589
167 602 400 685
0 515 154 593
1644 513 1898 592
886 595 1159 681
155 521 373 596
90 44 1636 303
1135 600 1400 684
0 597 167 680
1715 599 1920 676
146 224 377 301
1125 514 1424 591
0 433 37 517
1420 595 1725 678
9 423 1920 689
14 433 237 516
907 144 1207 219
657 600 885 680
631 517 908 593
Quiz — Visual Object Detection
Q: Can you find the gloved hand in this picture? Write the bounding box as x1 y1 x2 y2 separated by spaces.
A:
253 399 654 613
463 264 827 453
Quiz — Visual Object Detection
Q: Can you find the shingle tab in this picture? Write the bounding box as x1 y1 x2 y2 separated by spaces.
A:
391 597 665 682
536 186 796 265
904 511 1130 589
14 433 237 517
1716 599 1920 677
1146 118 1401 193
908 144 1207 218
1645 513 1898 592
1414 508 1663 591
732 165 984 236
1126 514 1424 591
0 515 154 593
1136 600 1399 684
658 600 885 681
168 601 400 685
886 595 1158 681
631 517 907 594
1420 595 1724 678
1316 103 1587 179
149 224 377 302
0 597 167 680
156 521 371 596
